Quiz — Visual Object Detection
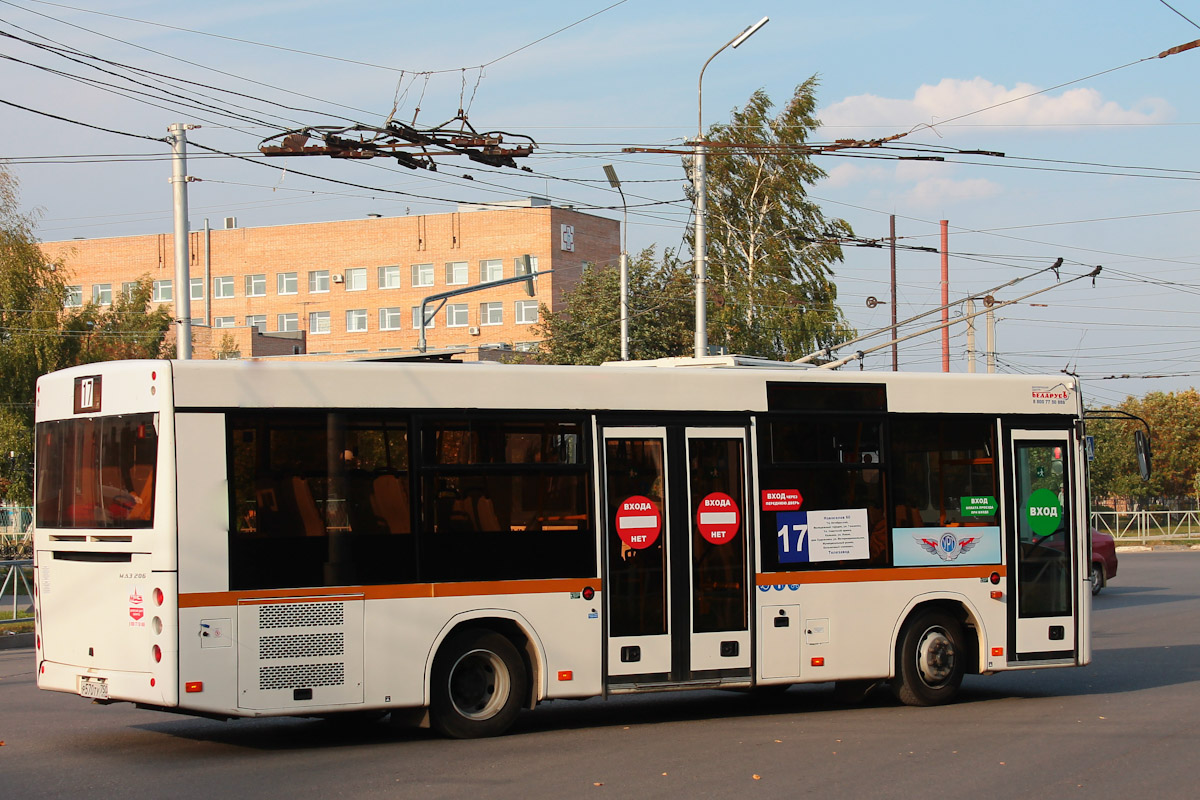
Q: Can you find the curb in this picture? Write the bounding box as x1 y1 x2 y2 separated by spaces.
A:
1116 544 1200 552
0 631 34 650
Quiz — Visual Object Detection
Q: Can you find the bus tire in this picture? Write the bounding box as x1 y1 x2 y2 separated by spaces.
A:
429 629 527 738
891 609 964 707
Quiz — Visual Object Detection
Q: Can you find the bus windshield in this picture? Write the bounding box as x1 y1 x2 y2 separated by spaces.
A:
35 413 158 529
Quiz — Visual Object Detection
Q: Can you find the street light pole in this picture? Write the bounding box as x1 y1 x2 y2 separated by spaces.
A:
694 16 768 359
603 165 630 360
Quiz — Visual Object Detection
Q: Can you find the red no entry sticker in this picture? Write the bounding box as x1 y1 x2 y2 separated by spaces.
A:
615 495 661 549
697 492 740 545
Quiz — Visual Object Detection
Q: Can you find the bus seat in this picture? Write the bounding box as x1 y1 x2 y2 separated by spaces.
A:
291 477 325 537
371 474 411 534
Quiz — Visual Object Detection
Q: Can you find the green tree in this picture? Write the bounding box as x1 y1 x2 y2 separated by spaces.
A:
686 77 855 359
65 276 173 364
1088 389 1200 508
535 248 693 365
0 166 74 504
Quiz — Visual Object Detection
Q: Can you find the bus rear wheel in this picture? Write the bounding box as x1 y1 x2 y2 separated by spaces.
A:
430 629 527 738
891 609 965 706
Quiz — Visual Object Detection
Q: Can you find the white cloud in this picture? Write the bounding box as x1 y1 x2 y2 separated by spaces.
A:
903 177 1002 206
820 77 1172 131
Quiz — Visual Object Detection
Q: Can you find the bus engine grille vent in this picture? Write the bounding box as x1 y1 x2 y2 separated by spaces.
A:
259 662 346 691
259 632 345 660
258 602 344 629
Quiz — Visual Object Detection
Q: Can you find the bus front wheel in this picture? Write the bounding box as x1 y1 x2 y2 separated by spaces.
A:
430 629 527 738
891 609 965 706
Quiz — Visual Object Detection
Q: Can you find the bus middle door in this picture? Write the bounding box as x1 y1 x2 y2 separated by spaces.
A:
601 425 752 689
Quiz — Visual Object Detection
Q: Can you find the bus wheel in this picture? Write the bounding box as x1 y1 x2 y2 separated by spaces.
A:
891 609 964 706
430 629 527 738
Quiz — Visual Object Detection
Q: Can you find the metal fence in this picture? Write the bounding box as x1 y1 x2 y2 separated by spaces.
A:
1 506 33 560
1091 510 1200 544
1 559 33 627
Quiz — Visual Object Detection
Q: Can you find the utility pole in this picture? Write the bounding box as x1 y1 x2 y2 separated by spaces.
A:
940 219 949 372
890 215 898 371
986 308 997 373
966 298 976 373
169 123 197 360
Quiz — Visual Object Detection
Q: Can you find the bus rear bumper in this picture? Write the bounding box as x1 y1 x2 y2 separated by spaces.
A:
38 659 177 708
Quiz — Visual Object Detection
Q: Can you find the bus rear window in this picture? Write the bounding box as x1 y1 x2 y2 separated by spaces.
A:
36 414 158 529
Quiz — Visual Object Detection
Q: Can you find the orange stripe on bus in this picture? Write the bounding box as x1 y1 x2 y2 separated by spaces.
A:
756 565 1007 585
178 578 599 609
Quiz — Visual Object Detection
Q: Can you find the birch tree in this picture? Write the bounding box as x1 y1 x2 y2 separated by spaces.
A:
687 77 854 359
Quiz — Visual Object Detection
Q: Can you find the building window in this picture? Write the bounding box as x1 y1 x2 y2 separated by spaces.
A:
65 285 83 307
446 261 468 285
277 272 298 295
309 311 331 334
245 274 266 297
515 300 538 324
246 315 266 332
190 277 205 300
121 281 139 301
480 258 503 282
214 316 235 328
514 341 539 353
480 301 503 326
411 263 434 288
514 255 539 286
447 304 468 327
309 270 330 293
412 306 435 329
152 280 172 302
345 268 367 291
278 313 299 332
378 307 401 330
378 265 401 289
346 309 368 332
92 284 112 306
213 276 235 299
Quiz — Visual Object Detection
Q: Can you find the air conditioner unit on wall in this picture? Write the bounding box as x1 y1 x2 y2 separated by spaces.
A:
468 326 481 336
331 274 344 283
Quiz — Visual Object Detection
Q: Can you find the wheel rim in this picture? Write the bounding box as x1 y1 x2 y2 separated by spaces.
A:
914 625 956 687
447 648 510 721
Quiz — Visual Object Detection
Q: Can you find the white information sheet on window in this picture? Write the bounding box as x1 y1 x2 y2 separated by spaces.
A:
806 508 870 562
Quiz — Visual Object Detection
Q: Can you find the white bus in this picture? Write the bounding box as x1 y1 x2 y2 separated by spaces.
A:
34 358 1092 737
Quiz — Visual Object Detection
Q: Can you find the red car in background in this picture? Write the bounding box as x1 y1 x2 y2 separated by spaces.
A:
1090 529 1119 595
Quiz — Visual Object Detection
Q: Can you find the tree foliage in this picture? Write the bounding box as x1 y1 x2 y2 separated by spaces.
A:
1088 389 1200 508
1 166 72 504
686 77 855 359
534 248 693 365
65 276 173 364
0 165 172 504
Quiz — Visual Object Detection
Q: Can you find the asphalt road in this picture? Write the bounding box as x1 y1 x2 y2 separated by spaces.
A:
2 552 1198 799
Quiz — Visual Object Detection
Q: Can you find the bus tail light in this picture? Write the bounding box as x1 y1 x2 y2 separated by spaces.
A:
154 588 164 606
811 657 825 667
152 645 162 663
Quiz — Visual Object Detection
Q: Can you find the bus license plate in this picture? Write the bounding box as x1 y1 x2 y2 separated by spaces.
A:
79 678 109 700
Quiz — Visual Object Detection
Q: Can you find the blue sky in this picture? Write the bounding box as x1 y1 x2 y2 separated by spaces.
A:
2 0 1199 406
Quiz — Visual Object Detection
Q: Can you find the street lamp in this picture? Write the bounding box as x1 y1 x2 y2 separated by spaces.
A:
694 16 769 359
603 164 630 361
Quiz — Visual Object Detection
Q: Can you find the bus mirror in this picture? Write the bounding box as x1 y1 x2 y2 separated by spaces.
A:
1135 429 1152 482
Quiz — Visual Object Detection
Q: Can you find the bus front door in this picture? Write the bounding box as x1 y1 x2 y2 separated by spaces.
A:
1006 429 1080 662
601 425 752 688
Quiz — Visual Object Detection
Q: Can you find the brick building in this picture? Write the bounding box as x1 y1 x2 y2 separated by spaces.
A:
40 199 619 360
